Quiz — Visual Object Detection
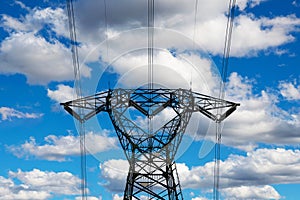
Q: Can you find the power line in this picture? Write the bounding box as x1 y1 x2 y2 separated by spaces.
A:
193 0 199 50
213 1 236 200
148 0 154 92
66 1 87 199
103 0 109 61
147 0 154 135
147 1 155 197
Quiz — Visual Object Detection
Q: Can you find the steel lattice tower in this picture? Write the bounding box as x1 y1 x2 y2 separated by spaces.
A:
61 88 239 200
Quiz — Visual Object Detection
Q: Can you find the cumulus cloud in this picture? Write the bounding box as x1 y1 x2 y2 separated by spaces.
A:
112 194 123 200
222 185 282 199
1 7 68 35
109 49 219 93
0 168 81 199
222 185 280 199
0 32 91 85
99 159 128 192
70 0 300 58
191 13 300 57
8 131 118 161
179 148 300 189
229 14 300 57
0 7 91 85
0 0 299 87
98 148 300 198
0 107 43 121
191 197 208 200
47 84 75 103
219 72 300 150
278 79 300 100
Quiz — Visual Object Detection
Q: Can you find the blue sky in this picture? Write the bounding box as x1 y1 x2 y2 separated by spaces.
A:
0 0 300 199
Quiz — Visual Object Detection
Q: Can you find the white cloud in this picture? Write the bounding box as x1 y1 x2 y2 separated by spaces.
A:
226 14 300 57
99 148 300 198
0 6 91 85
71 0 300 58
178 148 300 191
99 159 128 192
0 32 91 85
1 15 29 31
1 7 68 36
9 169 81 195
75 196 102 200
191 197 208 200
248 0 269 8
110 50 218 93
279 80 300 100
131 107 178 134
14 1 30 11
47 84 75 103
0 107 43 121
0 168 81 200
236 0 269 10
76 13 300 79
219 72 300 150
1 0 299 86
222 185 280 200
8 131 118 161
112 194 123 200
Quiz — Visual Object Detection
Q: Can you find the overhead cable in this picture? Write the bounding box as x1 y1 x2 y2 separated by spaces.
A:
213 1 236 200
66 1 87 199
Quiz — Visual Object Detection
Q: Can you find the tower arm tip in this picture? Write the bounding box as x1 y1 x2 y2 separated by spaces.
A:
60 91 110 122
217 103 239 122
192 92 240 122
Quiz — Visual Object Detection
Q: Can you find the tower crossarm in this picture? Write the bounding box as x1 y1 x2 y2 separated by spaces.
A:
60 90 110 122
192 92 240 122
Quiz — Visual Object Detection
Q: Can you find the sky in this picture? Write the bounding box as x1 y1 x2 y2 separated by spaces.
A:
0 0 300 199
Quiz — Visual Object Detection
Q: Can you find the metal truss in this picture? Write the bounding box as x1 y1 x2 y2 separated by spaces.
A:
61 88 239 200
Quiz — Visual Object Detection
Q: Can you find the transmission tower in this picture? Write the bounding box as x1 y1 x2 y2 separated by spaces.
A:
61 88 239 200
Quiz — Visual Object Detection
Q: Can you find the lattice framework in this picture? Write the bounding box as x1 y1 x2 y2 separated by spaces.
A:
62 88 239 200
